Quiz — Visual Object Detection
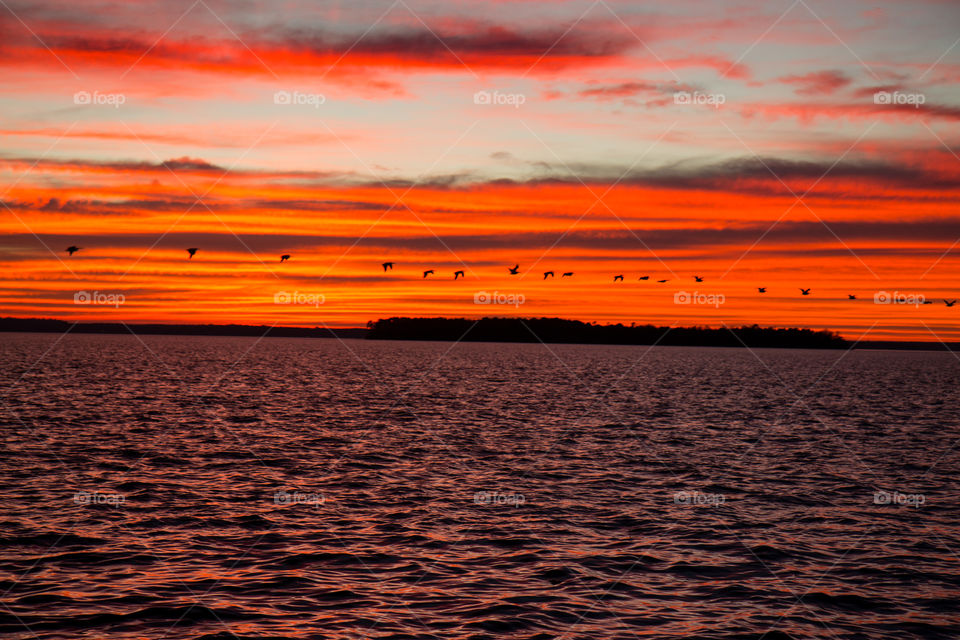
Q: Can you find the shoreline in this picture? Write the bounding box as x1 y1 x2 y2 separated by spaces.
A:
4 316 956 351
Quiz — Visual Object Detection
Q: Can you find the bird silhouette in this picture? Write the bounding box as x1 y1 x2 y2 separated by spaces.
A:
454 270 464 280
657 279 668 283
848 294 856 300
186 248 198 259
800 288 811 296
508 264 520 275
382 262 394 272
562 272 574 277
694 276 704 282
423 269 434 278
66 246 81 256
543 271 554 279
639 276 649 280
944 300 956 307
280 254 290 262
922 300 933 305
613 274 624 282
758 287 766 293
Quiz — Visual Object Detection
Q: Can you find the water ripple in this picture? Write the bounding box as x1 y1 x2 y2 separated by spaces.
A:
0 334 958 639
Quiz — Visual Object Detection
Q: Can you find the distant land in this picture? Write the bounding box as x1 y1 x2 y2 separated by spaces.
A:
0 317 366 339
367 317 851 349
1 316 957 351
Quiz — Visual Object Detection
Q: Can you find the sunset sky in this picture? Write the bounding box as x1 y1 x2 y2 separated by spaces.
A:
2 0 960 340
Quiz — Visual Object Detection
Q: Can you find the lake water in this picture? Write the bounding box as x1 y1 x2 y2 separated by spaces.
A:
1 333 958 639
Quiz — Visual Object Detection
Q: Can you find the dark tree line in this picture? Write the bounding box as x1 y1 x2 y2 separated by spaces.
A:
0 315 850 348
366 317 849 349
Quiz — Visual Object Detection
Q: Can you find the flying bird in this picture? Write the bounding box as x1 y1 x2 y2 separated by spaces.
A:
657 279 668 283
423 269 434 278
543 271 554 279
800 288 811 296
280 254 290 262
382 262 394 272
562 272 574 278
922 300 933 305
945 299 957 307
454 270 464 280
848 294 856 300
758 287 766 293
66 246 81 256
508 264 520 275
186 248 198 259
639 276 649 280
694 276 704 282
613 275 624 282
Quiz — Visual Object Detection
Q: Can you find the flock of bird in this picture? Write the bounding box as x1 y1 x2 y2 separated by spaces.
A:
62 246 958 306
